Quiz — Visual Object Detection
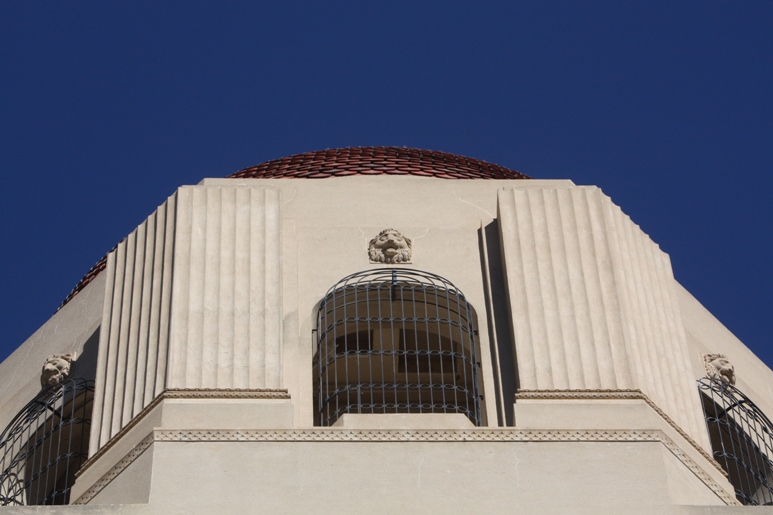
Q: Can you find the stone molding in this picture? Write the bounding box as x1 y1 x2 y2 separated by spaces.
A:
515 389 725 476
76 388 290 481
73 427 738 506
73 434 154 505
498 187 710 450
162 388 291 400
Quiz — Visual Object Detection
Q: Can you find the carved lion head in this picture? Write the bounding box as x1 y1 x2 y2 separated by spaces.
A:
41 353 74 388
704 354 735 385
369 228 412 264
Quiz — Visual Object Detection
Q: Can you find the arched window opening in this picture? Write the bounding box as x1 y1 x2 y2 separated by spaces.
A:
698 377 773 506
314 269 483 427
0 378 94 506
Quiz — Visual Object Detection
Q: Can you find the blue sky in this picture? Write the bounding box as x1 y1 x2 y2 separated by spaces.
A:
1 2 771 367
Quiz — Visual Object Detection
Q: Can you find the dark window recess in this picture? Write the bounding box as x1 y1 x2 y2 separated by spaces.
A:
0 378 94 506
335 330 373 355
698 377 773 506
314 268 482 427
397 329 455 375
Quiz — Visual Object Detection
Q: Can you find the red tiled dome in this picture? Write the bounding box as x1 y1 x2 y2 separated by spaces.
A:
58 147 528 310
228 147 529 180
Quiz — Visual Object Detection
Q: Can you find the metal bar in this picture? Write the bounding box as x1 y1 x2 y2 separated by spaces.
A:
699 377 773 505
315 269 482 427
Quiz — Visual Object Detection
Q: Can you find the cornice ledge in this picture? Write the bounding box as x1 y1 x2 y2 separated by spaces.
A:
516 389 645 400
74 427 738 506
76 388 290 481
163 388 291 400
515 389 726 478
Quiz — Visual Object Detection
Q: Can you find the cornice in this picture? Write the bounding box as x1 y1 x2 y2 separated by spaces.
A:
75 388 290 480
73 427 738 506
515 389 726 477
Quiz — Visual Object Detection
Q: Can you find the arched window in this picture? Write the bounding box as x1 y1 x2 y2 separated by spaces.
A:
0 378 94 506
698 377 773 505
314 269 482 427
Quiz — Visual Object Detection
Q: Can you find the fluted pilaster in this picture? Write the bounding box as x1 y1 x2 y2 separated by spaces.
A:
91 195 176 453
498 186 709 449
90 185 282 454
168 186 281 389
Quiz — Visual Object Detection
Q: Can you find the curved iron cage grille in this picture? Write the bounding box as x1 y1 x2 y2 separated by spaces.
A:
698 377 773 506
0 378 94 506
315 268 482 427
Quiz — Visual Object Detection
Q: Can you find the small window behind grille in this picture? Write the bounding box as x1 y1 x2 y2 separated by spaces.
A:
314 268 483 427
0 378 94 506
698 377 773 506
335 330 373 355
397 329 455 375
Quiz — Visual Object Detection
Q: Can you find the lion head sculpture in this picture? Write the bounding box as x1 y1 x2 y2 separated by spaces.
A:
41 353 75 388
369 228 412 264
704 353 736 385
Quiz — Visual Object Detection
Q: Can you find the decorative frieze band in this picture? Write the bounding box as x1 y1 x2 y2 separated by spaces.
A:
497 187 710 451
73 427 738 506
73 434 155 505
162 388 290 400
515 388 725 477
76 388 290 481
515 388 644 400
154 427 660 443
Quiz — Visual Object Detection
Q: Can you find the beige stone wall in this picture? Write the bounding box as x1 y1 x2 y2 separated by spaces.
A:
91 196 176 453
8 174 767 512
497 185 709 450
90 185 283 453
0 273 105 431
677 282 773 418
167 185 282 390
78 433 732 513
86 176 757 455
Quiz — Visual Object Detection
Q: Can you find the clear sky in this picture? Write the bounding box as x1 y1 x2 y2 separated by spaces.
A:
1 2 771 368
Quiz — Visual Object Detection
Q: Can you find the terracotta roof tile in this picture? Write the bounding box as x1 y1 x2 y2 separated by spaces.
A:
58 147 529 311
228 146 529 181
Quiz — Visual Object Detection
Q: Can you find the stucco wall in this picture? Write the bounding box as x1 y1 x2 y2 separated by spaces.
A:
0 273 105 430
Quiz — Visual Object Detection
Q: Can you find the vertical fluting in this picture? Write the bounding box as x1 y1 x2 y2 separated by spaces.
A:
544 189 583 389
217 187 236 388
233 188 251 388
559 189 602 389
530 189 569 389
248 188 267 388
111 232 135 438
132 213 155 417
499 185 705 445
184 187 207 386
90 185 282 454
121 222 146 427
200 187 222 388
498 191 538 390
577 188 626 388
154 194 176 398
264 188 282 389
168 188 192 388
167 185 282 390
498 190 540 389
89 193 176 455
89 251 116 456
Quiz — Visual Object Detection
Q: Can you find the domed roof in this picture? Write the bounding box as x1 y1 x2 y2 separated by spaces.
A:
228 147 529 180
58 147 528 309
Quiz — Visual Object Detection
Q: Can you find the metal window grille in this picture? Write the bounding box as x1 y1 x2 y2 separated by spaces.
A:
314 268 482 427
0 378 94 506
698 377 773 505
